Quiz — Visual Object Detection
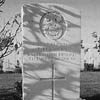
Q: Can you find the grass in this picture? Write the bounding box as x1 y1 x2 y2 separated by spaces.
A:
1 72 100 100
0 73 22 100
80 71 100 99
0 73 22 90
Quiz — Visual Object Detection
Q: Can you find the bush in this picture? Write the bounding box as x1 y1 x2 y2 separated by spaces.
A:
14 68 22 73
5 71 14 73
0 70 3 73
14 80 22 98
93 68 100 71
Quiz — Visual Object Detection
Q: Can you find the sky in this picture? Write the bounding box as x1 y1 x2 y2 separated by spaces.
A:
0 0 100 41
0 0 100 68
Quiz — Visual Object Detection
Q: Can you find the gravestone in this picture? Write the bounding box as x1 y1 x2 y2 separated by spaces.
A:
22 3 81 100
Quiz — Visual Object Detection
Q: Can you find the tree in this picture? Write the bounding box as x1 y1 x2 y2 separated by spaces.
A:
15 60 22 73
81 32 100 71
0 0 6 7
0 14 21 59
0 59 3 72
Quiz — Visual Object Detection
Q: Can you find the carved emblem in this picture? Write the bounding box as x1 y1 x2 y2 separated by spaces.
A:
40 11 66 40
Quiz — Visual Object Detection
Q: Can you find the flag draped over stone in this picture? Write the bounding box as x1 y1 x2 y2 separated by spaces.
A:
22 3 81 100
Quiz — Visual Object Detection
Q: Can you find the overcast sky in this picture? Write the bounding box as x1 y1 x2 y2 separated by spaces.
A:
0 0 100 41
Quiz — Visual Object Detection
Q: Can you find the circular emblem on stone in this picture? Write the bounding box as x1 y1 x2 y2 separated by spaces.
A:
40 11 66 40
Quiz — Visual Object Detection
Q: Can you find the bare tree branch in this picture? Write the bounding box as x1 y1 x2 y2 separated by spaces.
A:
0 13 21 59
0 0 6 7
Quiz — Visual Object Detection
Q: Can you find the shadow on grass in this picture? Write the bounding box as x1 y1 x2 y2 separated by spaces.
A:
0 93 22 100
81 72 100 100
0 80 22 100
81 94 100 100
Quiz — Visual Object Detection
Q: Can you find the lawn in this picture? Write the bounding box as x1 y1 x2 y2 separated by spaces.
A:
0 73 22 100
1 72 100 100
0 73 22 90
80 71 100 99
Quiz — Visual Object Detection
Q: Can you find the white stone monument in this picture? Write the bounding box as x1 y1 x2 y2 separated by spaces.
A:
22 3 81 100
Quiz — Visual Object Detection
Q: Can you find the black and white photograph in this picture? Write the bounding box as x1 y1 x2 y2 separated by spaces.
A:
0 0 22 100
0 0 100 100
